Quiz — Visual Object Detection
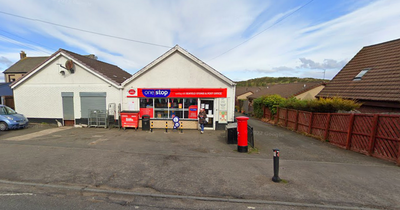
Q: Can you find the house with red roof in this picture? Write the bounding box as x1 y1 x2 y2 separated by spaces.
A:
317 38 400 113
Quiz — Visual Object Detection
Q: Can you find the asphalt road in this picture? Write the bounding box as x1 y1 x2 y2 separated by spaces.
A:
0 116 399 209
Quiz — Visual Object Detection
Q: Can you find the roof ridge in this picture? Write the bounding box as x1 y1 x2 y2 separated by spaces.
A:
60 48 120 68
364 37 400 48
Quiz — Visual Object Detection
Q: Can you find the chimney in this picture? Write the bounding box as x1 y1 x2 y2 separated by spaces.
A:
20 51 26 60
86 54 98 60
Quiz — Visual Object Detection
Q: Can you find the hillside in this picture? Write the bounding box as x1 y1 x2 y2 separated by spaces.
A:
236 77 329 87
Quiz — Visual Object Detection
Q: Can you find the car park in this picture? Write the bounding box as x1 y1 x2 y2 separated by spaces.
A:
0 105 29 131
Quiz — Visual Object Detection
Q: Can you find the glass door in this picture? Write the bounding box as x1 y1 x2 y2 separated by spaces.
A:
200 99 215 130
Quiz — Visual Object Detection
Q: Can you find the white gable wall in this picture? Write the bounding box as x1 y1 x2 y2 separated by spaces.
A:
123 52 235 122
13 55 121 119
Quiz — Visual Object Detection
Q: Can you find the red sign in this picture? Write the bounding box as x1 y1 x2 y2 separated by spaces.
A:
127 88 227 98
128 89 136 95
139 108 154 118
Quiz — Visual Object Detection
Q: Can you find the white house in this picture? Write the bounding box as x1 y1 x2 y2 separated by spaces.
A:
122 45 236 130
10 49 131 126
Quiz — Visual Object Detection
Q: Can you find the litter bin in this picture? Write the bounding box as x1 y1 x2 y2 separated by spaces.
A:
120 110 139 130
226 123 237 144
142 115 150 131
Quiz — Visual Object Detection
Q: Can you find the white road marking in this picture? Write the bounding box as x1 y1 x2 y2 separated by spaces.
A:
4 127 73 141
0 193 34 196
89 138 109 145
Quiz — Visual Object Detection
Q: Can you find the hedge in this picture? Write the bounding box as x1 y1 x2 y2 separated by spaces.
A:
253 95 361 118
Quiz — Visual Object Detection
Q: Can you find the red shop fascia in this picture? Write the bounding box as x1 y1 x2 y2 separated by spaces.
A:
127 88 227 119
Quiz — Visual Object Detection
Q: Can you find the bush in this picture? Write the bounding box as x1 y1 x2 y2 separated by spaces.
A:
253 95 361 118
253 94 285 118
280 97 361 113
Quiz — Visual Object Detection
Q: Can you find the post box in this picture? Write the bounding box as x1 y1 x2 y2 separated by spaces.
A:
236 116 249 152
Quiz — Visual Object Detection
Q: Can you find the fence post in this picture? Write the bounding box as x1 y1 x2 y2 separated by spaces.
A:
323 113 332 141
275 107 280 125
397 139 400 166
308 112 314 134
368 114 379 156
294 110 299 131
285 108 289 127
345 114 355 150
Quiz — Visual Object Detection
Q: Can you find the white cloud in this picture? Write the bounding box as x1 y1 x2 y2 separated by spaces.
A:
297 58 347 70
0 0 399 81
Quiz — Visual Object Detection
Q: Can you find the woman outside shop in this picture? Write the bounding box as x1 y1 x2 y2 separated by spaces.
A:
198 108 207 134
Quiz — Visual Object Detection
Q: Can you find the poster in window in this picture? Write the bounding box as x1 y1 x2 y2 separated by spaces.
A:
219 111 227 123
219 98 227 111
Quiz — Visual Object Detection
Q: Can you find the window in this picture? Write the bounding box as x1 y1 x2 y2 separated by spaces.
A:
141 98 198 119
140 98 153 108
354 68 371 81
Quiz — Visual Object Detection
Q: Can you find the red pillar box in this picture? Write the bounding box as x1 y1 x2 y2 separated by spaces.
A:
236 116 249 153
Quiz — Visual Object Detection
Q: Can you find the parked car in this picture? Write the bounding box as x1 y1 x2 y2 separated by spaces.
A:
0 105 29 131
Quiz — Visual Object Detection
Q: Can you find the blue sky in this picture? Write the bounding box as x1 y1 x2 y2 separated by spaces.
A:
1 0 400 82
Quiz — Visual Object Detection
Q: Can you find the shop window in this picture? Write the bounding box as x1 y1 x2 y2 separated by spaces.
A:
154 98 168 118
169 98 183 119
140 98 198 119
140 98 153 108
140 98 154 118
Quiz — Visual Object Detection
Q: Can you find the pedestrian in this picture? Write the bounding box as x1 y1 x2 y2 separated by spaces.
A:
198 108 207 134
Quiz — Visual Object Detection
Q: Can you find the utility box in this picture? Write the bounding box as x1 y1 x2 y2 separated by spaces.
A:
226 123 237 144
120 111 139 130
142 115 150 131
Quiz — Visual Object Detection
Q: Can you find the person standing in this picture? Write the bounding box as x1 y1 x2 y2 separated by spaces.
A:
198 108 207 134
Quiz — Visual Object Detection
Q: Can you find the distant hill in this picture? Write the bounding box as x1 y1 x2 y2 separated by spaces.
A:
236 77 329 87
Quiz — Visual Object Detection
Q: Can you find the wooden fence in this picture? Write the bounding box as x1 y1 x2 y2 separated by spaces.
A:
264 107 400 165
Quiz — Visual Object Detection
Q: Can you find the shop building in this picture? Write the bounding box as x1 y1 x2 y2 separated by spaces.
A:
122 45 236 130
10 46 236 130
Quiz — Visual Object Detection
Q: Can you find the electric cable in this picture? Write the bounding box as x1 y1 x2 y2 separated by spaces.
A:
0 10 173 49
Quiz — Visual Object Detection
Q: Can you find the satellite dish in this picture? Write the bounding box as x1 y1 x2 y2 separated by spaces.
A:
65 60 74 72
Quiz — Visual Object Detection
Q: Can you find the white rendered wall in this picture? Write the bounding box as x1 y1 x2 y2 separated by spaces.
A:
13 55 121 119
123 52 236 122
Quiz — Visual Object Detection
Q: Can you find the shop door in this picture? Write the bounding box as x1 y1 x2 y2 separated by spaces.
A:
200 99 215 130
62 92 75 126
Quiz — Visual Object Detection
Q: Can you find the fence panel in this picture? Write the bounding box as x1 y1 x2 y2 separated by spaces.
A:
278 108 287 126
263 106 400 164
287 109 297 130
373 116 400 161
311 113 328 139
263 107 272 120
350 114 374 154
328 114 350 148
297 111 312 133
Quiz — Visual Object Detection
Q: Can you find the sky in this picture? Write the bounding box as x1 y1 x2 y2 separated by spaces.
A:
1 0 400 83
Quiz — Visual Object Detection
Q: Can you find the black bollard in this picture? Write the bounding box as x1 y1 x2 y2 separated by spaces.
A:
165 122 168 133
150 121 153 133
272 149 281 182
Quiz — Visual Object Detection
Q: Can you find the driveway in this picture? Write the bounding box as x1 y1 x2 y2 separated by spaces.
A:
0 118 399 209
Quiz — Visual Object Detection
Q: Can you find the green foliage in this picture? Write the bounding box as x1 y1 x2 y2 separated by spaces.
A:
253 96 361 118
279 97 361 113
237 76 328 87
253 94 285 118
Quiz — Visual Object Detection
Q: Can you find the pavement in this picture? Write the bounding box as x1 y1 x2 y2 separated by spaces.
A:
0 116 399 210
